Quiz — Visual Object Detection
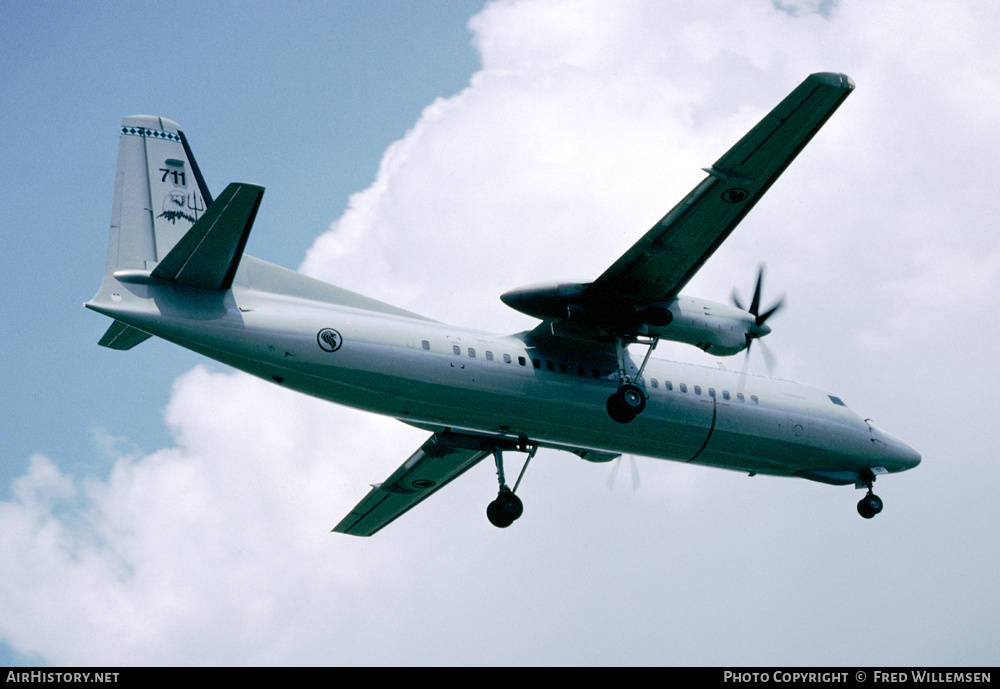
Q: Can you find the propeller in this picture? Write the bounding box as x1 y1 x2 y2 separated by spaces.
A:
606 455 641 493
731 264 784 373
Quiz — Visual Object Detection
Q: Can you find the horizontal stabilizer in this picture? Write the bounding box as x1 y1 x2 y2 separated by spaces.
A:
151 182 264 290
98 320 152 350
333 432 493 536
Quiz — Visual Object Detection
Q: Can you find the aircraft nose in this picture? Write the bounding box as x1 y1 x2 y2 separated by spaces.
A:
894 441 921 470
879 431 921 472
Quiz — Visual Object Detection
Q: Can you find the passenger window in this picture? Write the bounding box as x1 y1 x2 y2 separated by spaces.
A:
577 365 586 376
533 359 541 368
708 388 715 398
486 351 494 361
737 393 745 403
546 360 555 371
651 378 658 389
503 353 512 364
665 381 673 391
452 345 461 355
468 348 476 358
680 383 687 393
751 395 759 405
694 386 702 395
559 362 569 374
422 340 430 351
722 390 730 401
519 356 526 366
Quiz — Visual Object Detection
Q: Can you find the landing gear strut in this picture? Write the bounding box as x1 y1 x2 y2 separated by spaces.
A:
606 336 657 424
856 468 884 519
487 442 537 528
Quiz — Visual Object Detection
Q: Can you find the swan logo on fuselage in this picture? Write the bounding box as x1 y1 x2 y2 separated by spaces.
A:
317 328 343 353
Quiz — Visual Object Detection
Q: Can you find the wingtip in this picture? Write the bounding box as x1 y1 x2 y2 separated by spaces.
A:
810 72 855 90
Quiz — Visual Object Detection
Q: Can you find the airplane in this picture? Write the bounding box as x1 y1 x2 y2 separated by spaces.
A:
86 72 920 536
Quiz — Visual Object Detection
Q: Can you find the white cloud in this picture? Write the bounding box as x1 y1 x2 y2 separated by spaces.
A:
4 0 1000 665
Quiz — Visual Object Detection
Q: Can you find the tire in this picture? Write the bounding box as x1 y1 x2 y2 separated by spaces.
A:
607 393 636 424
857 493 882 519
487 499 513 528
618 384 646 414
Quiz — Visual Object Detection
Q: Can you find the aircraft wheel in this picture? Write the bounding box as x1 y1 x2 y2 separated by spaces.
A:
607 393 636 424
619 383 646 414
487 491 523 528
607 384 645 423
857 493 883 519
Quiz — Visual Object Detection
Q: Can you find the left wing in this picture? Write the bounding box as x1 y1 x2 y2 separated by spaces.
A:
583 72 854 308
333 431 494 537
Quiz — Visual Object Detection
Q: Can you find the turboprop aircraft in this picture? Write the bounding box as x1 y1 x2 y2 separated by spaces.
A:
86 72 920 535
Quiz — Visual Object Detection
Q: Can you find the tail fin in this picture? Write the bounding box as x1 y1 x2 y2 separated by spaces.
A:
104 116 213 275
90 116 215 349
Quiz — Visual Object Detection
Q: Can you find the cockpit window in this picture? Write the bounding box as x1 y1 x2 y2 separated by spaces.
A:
829 395 846 406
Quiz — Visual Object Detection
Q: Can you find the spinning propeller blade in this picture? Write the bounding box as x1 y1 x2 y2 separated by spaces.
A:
732 264 784 373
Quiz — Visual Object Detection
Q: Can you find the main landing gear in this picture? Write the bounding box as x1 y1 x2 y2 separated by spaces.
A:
607 384 645 423
856 468 884 519
487 440 538 528
606 335 658 424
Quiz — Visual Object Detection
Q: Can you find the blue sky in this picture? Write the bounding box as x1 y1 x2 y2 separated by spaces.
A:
1 0 482 665
3 0 999 666
1 0 480 487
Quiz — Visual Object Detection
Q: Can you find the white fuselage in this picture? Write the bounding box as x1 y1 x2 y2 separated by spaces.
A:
90 271 920 483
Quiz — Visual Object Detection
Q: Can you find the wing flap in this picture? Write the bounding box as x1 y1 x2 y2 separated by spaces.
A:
151 182 264 290
585 72 854 306
333 432 493 537
98 319 152 350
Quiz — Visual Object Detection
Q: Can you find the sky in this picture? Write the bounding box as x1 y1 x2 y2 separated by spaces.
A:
1 0 998 666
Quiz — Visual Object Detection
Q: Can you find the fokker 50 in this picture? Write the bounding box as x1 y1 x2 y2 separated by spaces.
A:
87 73 919 535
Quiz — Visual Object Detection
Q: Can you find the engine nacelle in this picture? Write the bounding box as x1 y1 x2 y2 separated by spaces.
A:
500 282 589 321
501 283 757 356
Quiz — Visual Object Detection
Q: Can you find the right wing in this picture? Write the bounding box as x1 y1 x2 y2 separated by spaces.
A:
332 431 494 537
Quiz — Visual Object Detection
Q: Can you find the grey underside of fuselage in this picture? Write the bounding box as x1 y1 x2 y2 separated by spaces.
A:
91 266 875 480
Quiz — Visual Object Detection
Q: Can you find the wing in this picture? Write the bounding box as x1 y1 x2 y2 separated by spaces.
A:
583 72 854 307
332 431 494 537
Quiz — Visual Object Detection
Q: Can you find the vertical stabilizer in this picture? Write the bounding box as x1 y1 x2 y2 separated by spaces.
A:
105 116 212 275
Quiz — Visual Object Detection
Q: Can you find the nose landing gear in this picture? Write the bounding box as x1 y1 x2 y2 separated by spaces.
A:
856 468 884 519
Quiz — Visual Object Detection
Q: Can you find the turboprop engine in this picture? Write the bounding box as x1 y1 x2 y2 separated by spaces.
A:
500 266 783 359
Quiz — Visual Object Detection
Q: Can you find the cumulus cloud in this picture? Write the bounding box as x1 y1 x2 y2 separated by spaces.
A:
4 0 999 664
